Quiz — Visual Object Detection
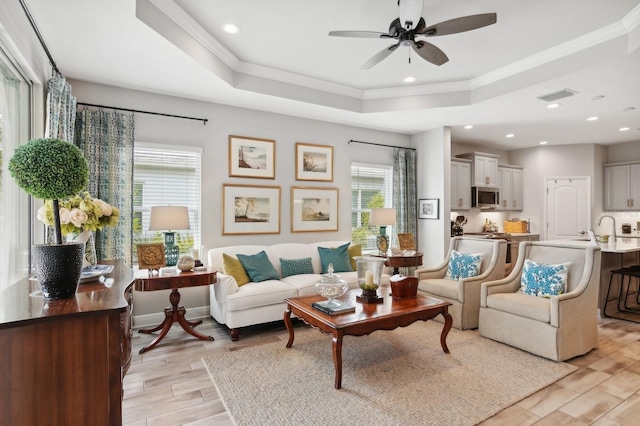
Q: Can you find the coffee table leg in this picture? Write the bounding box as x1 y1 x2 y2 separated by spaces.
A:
332 335 343 389
440 311 452 354
284 306 295 348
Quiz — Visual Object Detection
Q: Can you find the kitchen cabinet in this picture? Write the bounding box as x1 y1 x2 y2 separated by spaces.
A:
458 152 499 187
451 158 471 210
498 165 524 211
604 162 640 211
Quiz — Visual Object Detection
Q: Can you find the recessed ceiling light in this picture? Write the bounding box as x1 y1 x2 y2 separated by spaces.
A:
222 23 240 34
587 116 599 121
505 133 515 138
547 103 561 109
403 76 415 83
619 127 630 132
464 125 473 130
539 141 548 145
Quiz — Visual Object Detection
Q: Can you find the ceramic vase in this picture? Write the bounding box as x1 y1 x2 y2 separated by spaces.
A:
33 242 84 300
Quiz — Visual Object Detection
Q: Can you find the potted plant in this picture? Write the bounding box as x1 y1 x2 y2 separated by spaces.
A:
9 138 89 299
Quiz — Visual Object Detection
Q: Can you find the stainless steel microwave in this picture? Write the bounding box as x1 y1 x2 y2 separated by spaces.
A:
472 186 500 208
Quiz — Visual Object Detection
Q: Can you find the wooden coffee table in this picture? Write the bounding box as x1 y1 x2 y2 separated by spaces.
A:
284 288 452 389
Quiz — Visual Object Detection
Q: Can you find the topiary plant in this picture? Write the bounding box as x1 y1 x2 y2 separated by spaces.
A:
9 138 89 244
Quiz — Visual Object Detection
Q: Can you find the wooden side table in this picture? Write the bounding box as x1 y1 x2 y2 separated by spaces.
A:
135 269 217 353
383 253 424 275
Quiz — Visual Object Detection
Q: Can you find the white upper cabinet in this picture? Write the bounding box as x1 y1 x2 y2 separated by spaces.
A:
458 152 499 187
451 159 471 210
604 162 640 210
498 165 523 211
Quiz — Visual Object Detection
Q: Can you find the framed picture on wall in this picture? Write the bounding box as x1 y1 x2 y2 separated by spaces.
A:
222 184 281 235
228 135 276 179
291 186 339 232
418 198 439 220
295 142 334 181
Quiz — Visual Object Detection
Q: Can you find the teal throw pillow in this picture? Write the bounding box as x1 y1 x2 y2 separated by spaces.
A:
519 259 569 298
445 250 483 280
280 257 314 278
237 251 280 282
318 242 353 273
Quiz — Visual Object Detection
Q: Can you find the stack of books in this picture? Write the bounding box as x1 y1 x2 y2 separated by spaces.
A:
312 300 355 315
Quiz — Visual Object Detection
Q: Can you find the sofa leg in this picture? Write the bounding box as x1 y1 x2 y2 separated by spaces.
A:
230 328 240 341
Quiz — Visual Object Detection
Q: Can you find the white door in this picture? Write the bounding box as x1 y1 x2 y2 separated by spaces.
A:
545 177 590 240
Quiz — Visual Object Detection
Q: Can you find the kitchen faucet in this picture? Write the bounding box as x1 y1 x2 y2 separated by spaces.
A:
596 215 617 244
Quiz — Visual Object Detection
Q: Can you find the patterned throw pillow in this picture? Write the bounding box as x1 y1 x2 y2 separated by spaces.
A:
222 253 250 286
519 259 570 298
318 242 353 273
280 257 314 278
237 251 280 282
444 250 483 280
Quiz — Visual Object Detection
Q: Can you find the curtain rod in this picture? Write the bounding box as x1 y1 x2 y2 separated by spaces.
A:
348 139 415 151
19 0 60 74
77 102 208 125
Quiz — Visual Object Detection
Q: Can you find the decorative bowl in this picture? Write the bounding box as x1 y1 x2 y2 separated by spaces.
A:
315 264 348 307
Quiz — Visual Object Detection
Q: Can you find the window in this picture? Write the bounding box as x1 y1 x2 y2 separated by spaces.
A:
351 163 393 251
0 44 31 290
133 143 201 264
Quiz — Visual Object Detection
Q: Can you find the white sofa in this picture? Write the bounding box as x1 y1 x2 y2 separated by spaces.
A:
208 241 390 341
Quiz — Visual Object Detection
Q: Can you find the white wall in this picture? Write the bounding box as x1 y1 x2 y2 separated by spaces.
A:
69 80 412 321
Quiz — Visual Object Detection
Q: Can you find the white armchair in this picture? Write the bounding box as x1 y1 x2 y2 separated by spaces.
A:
479 241 601 361
415 236 507 330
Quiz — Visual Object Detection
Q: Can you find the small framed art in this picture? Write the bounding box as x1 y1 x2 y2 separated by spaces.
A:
136 243 166 270
295 142 334 182
419 198 439 220
222 184 281 235
291 186 338 232
397 233 416 250
228 135 275 179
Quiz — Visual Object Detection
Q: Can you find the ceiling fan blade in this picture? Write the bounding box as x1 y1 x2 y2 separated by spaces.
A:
418 13 497 37
328 30 392 39
412 41 449 66
361 43 400 69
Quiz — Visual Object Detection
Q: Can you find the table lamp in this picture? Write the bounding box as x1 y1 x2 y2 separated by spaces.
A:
370 208 396 255
149 206 190 266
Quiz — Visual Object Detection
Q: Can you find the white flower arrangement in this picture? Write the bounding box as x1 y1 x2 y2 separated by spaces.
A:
37 191 120 235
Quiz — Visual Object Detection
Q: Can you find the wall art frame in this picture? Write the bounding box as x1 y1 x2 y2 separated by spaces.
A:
397 233 416 250
291 186 339 232
295 142 334 182
222 183 281 235
419 198 439 220
228 135 276 179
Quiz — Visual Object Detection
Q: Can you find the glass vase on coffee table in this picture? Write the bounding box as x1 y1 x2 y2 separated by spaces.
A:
354 256 386 304
314 263 349 308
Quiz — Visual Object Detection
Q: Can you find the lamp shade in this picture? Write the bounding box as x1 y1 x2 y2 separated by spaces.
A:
369 208 397 226
148 206 190 231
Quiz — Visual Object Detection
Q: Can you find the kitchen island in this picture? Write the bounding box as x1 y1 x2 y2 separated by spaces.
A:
546 238 640 314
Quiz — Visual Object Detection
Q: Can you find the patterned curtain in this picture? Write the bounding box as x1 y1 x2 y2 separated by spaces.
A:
393 147 417 252
75 109 135 265
45 71 76 141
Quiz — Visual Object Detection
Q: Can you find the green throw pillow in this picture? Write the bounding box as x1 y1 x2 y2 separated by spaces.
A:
222 253 250 286
237 251 280 282
348 244 362 271
280 257 314 278
318 242 353 273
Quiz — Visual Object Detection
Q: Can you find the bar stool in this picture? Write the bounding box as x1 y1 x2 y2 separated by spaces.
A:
604 266 640 319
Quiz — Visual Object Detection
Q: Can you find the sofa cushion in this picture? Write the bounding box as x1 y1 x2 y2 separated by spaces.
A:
347 244 362 270
280 257 314 278
418 278 459 301
318 242 353 273
225 280 297 311
519 259 570 298
237 251 280 282
223 253 250 286
486 292 551 323
445 250 483 280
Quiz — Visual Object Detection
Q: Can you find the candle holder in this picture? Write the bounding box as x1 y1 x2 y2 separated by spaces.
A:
354 256 385 304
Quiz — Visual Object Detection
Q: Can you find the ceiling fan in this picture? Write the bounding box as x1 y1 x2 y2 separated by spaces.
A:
328 0 497 69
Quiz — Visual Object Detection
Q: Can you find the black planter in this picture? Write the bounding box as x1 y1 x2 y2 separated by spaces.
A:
33 243 85 300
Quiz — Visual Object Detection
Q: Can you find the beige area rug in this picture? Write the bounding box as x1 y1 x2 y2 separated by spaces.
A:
202 321 577 425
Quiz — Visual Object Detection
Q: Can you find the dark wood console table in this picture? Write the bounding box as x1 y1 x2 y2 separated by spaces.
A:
0 260 134 426
135 269 217 353
382 253 424 275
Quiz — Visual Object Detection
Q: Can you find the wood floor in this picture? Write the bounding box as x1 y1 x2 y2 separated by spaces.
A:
123 313 640 425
